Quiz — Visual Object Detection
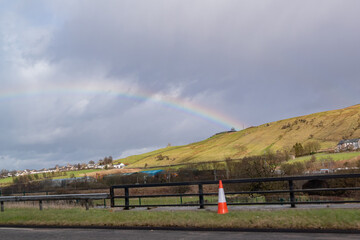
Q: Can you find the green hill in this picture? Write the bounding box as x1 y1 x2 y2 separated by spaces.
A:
116 104 360 168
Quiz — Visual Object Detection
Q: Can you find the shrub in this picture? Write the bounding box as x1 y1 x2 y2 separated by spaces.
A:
281 162 305 176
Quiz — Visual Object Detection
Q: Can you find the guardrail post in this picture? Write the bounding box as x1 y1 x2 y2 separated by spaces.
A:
124 187 130 210
288 180 296 208
39 200 43 211
110 187 115 208
198 184 204 209
1 201 4 212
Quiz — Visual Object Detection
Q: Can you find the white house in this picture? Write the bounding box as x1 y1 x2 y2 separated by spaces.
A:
113 163 125 169
87 164 95 169
336 138 360 151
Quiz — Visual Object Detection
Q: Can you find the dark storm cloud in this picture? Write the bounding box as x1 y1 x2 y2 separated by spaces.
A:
0 0 360 170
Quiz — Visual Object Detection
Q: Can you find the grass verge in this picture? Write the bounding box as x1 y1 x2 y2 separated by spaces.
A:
0 177 13 186
290 152 360 164
1 208 360 230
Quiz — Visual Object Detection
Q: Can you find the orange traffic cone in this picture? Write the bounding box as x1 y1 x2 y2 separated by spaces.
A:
217 180 228 214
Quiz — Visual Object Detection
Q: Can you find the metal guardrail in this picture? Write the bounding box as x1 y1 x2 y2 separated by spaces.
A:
0 190 51 197
110 173 360 209
0 193 109 212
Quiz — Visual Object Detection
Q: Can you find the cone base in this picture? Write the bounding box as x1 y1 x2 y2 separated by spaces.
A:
217 202 228 214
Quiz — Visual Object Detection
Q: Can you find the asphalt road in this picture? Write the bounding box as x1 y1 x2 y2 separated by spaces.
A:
0 228 359 240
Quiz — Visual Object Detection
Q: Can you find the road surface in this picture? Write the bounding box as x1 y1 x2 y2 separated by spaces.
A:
0 227 359 240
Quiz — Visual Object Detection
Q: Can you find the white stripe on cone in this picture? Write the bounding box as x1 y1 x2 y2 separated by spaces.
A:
218 188 226 203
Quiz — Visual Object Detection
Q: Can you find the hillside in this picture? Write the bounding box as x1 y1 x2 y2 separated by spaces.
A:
116 104 360 168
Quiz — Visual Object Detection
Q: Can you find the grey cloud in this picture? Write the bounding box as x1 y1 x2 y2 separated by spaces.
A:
0 0 360 170
47 1 360 108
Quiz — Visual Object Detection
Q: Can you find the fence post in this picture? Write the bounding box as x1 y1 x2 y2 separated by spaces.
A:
198 184 204 209
288 180 296 208
39 200 43 211
110 187 115 208
85 199 89 210
124 187 130 210
1 201 4 212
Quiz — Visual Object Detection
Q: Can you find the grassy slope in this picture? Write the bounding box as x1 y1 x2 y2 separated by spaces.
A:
118 146 183 165
0 177 13 186
116 104 360 168
1 208 360 230
51 169 99 179
289 152 360 164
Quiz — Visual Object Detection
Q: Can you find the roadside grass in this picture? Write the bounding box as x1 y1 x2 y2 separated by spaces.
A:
95 195 352 208
1 208 360 230
93 196 219 207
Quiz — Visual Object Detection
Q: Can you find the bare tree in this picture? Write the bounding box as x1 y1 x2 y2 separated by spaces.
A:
0 169 9 177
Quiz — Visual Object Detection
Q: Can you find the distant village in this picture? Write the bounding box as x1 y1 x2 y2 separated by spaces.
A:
1 156 125 179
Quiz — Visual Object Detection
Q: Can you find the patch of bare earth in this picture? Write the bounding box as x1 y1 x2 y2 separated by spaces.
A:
85 168 141 178
334 155 360 168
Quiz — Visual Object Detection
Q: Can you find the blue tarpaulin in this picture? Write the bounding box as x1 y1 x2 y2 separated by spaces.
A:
140 170 164 176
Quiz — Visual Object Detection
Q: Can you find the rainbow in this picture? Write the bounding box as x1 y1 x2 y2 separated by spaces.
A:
0 83 245 130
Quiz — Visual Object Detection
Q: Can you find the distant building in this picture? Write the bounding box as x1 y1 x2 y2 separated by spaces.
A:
212 128 237 137
336 138 360 151
320 169 330 174
87 164 95 169
113 163 125 169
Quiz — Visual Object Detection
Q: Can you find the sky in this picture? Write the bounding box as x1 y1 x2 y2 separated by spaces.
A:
0 0 360 170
